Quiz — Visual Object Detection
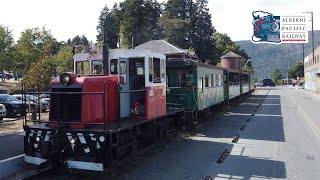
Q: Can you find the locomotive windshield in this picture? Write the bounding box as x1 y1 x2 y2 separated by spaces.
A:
76 60 103 75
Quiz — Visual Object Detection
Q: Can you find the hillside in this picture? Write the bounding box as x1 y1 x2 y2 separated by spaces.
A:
235 30 320 79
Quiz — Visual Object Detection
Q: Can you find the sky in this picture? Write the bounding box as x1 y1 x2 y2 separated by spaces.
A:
1 0 320 43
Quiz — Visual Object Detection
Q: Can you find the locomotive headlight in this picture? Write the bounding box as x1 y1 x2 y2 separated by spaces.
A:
35 136 41 142
99 136 105 142
70 138 76 144
60 73 71 85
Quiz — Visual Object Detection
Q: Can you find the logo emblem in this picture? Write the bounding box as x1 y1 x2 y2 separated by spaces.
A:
252 10 308 44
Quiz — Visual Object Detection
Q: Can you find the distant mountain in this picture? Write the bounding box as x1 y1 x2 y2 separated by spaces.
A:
235 30 320 79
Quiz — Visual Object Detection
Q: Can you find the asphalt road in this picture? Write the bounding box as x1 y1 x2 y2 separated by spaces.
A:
0 133 23 160
2 87 320 180
119 87 320 180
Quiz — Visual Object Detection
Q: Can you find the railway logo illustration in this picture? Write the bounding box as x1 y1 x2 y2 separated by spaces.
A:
252 10 308 44
252 11 281 43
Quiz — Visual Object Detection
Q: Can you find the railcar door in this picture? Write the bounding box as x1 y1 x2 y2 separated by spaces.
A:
119 58 130 118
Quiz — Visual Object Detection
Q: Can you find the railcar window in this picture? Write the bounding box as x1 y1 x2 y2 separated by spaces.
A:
161 59 165 82
215 74 219 87
205 75 209 87
186 73 193 86
153 58 161 83
243 74 249 84
136 63 144 75
229 72 240 85
120 61 127 84
212 74 215 87
219 75 222 86
208 74 212 87
110 59 118 74
149 57 153 82
92 60 103 74
199 77 203 93
76 60 90 75
178 73 186 87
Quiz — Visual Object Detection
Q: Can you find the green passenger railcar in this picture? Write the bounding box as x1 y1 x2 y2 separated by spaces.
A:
166 60 225 112
241 72 250 94
228 69 241 99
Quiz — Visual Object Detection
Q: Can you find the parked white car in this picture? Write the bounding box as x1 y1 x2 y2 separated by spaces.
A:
0 104 6 121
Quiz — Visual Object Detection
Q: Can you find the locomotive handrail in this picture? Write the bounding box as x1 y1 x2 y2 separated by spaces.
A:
119 89 146 93
24 119 106 125
23 92 104 95
166 87 193 89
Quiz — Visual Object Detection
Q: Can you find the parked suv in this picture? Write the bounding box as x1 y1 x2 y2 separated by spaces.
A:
262 79 276 87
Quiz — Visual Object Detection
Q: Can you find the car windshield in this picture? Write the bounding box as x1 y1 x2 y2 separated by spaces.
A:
0 95 19 102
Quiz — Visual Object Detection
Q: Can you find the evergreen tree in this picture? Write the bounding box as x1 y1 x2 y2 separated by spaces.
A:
71 35 82 46
161 0 193 49
96 4 121 49
190 0 215 62
120 0 162 48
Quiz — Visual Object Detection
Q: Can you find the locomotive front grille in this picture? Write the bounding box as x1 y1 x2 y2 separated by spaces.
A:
50 88 82 122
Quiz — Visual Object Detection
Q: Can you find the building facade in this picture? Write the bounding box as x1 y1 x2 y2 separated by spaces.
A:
304 46 320 94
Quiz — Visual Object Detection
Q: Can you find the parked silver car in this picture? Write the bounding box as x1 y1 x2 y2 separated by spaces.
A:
12 94 49 113
0 104 6 121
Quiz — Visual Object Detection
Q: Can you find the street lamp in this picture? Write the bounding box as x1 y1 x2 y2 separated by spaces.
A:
242 59 251 71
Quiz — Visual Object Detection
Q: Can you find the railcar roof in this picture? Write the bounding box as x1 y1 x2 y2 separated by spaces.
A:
73 49 166 62
166 58 225 71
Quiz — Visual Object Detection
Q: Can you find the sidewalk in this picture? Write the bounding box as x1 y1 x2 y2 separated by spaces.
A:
288 88 320 130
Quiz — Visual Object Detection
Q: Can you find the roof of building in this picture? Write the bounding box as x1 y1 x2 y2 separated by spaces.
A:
220 52 241 58
135 40 195 56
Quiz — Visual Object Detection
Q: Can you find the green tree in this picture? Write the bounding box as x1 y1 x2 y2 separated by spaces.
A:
21 55 52 90
120 0 162 48
190 0 215 62
0 25 14 81
15 27 58 70
288 61 304 79
161 0 193 49
51 45 74 74
272 68 281 83
96 4 121 49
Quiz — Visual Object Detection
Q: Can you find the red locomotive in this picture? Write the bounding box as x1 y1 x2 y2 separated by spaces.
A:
23 49 184 171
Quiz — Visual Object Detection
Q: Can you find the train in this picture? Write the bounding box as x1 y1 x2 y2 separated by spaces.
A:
23 47 254 172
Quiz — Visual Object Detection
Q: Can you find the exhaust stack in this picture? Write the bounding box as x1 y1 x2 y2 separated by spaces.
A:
102 23 109 75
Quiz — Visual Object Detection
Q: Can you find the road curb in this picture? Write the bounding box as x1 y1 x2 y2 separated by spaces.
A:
0 154 24 180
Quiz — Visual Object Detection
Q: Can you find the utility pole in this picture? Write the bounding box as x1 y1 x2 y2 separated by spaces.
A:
310 12 314 65
305 12 314 64
302 43 305 75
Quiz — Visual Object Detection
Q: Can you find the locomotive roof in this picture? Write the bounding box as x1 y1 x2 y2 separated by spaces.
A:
73 49 166 61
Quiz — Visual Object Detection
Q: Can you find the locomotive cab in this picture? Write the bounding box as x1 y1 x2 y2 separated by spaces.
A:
73 49 167 121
